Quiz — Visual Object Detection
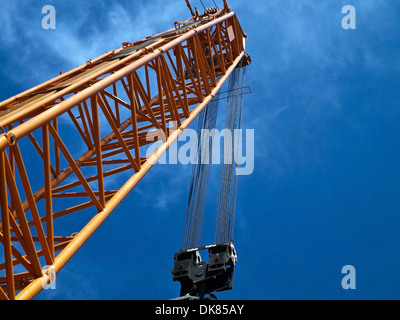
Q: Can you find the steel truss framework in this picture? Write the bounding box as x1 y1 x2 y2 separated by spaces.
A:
0 4 249 300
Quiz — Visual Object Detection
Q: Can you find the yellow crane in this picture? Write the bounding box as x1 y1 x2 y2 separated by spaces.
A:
0 0 250 300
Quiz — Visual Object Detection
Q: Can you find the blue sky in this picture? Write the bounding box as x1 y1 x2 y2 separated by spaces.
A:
1 0 400 300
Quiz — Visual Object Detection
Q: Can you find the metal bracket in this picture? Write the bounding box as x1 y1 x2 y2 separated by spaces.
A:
6 133 16 146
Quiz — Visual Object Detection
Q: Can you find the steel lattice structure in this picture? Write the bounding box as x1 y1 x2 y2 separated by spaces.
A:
0 1 250 300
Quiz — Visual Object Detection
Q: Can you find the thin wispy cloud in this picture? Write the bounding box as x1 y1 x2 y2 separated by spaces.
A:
0 0 187 89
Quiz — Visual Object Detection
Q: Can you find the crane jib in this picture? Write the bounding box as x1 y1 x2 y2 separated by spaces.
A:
0 1 250 300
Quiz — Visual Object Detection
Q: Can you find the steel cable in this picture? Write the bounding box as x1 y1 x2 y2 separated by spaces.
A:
181 65 247 250
215 66 246 244
182 92 220 250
